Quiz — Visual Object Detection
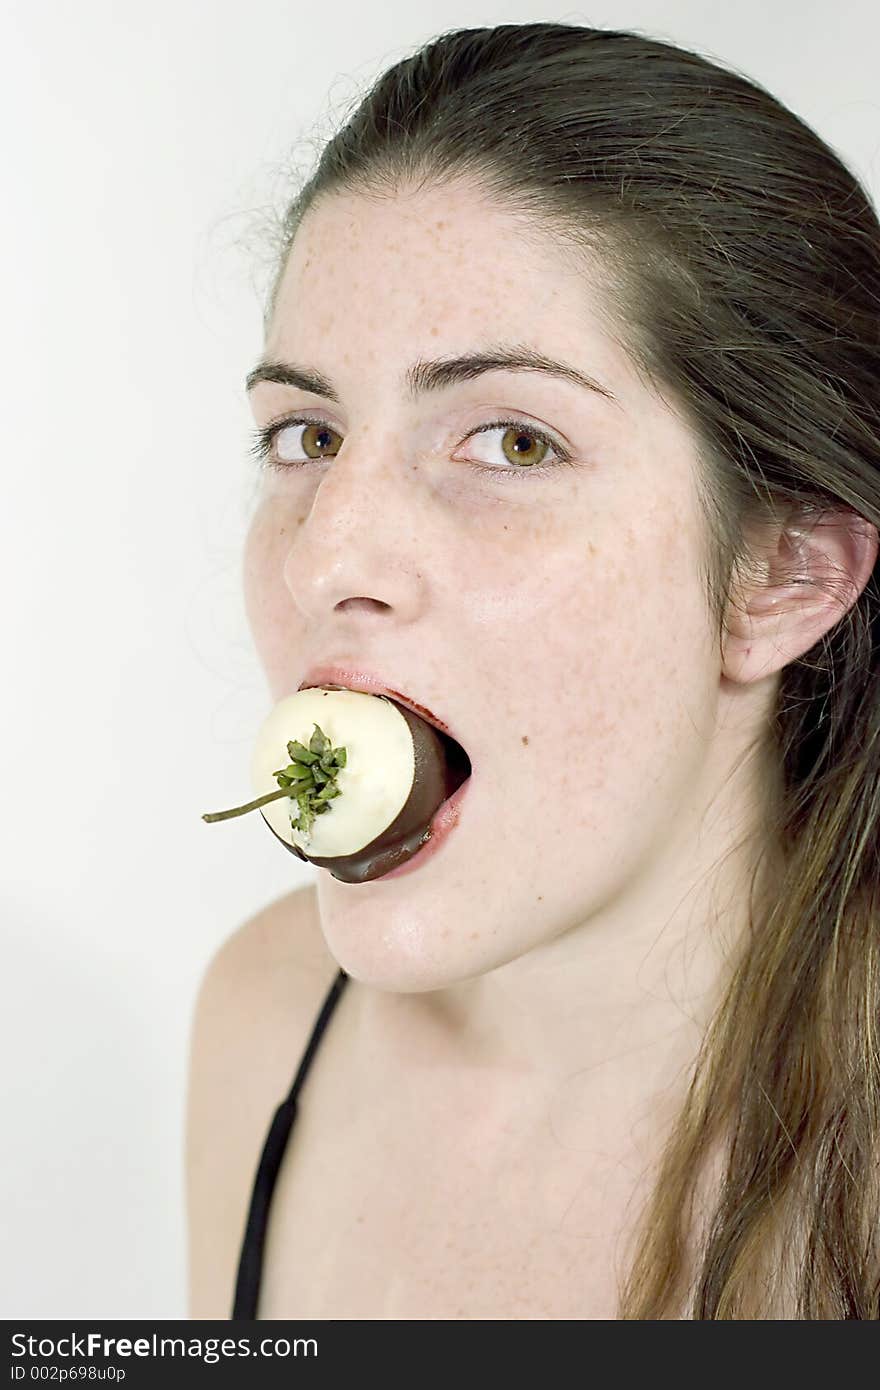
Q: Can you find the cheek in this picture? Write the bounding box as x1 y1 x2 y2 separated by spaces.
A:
242 507 276 635
583 529 709 769
241 504 305 684
474 498 714 847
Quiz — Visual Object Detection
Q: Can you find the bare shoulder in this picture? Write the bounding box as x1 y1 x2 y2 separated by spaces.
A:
184 883 338 1319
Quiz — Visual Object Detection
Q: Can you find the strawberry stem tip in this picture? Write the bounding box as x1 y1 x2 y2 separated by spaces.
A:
201 724 347 839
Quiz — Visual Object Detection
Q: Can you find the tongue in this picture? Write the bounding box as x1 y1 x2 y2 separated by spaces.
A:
266 698 466 883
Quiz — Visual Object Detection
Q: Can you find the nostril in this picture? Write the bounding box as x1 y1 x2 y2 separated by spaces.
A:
335 597 392 614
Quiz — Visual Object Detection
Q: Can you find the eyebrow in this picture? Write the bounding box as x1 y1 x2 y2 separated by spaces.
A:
245 344 620 407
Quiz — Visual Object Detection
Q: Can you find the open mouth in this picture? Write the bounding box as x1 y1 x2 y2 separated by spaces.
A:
269 679 474 883
435 724 472 799
300 676 474 795
372 717 473 882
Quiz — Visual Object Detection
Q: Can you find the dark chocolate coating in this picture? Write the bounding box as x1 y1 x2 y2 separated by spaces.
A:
260 700 466 883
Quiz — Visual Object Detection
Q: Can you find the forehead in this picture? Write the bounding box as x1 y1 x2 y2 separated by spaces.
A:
266 181 635 400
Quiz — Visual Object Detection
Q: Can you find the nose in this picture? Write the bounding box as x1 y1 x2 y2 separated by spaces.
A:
281 432 429 626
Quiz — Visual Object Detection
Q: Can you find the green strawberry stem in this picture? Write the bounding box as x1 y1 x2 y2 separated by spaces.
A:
202 784 298 822
202 723 347 836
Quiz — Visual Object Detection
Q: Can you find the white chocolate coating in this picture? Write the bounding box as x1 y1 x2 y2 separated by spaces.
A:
250 688 415 857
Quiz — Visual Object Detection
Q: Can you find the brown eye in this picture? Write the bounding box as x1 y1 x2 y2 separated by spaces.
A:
461 418 569 476
498 426 551 469
274 420 343 462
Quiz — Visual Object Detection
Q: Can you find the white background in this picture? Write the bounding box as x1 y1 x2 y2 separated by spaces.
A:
2 0 878 1320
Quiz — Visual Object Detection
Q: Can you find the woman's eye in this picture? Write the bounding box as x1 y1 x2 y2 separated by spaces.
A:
460 421 563 473
270 420 342 462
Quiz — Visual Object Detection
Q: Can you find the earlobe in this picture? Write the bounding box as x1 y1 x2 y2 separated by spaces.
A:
720 510 879 686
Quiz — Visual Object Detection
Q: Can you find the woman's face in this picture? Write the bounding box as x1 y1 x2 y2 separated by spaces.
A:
243 180 724 993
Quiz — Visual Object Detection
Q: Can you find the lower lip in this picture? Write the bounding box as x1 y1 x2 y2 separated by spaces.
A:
376 776 472 880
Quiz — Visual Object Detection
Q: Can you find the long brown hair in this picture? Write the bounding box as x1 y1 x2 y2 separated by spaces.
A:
255 23 880 1317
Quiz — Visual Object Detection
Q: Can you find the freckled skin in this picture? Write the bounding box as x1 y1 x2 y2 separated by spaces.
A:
241 177 780 1112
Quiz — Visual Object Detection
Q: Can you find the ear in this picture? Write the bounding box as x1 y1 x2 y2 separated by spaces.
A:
721 508 879 685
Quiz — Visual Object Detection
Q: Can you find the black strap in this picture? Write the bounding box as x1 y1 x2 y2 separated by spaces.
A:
231 966 350 1319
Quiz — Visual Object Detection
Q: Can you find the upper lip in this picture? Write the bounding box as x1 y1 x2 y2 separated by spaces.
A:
297 664 467 750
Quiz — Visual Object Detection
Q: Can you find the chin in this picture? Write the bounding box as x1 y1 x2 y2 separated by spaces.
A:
314 876 537 994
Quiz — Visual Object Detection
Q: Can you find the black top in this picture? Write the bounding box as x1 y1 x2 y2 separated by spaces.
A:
231 965 350 1320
